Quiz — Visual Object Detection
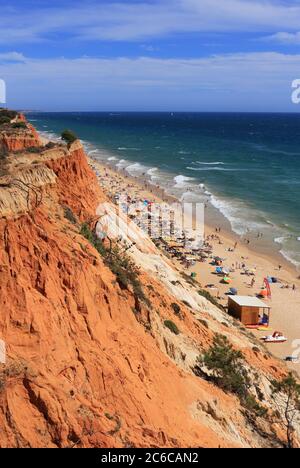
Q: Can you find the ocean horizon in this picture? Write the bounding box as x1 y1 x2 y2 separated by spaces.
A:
27 111 300 269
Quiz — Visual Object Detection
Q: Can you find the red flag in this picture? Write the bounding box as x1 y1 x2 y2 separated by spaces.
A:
264 278 272 299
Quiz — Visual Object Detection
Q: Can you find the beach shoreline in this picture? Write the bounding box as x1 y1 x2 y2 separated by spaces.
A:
35 122 300 274
91 154 299 276
88 155 300 375
30 111 300 274
86 141 300 277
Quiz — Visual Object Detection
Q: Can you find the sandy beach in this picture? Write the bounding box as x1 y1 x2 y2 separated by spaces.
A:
88 156 300 375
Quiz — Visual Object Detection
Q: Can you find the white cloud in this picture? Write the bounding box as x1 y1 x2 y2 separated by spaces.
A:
1 1 300 44
140 45 160 52
263 31 300 44
182 0 300 31
0 52 26 62
0 51 299 111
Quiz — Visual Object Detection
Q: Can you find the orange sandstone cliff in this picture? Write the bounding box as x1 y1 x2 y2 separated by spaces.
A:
0 114 299 448
0 114 42 153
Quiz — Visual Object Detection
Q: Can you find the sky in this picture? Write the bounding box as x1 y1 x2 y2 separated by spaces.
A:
1 0 300 111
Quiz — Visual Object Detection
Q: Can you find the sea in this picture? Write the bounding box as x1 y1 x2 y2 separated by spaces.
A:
26 112 300 269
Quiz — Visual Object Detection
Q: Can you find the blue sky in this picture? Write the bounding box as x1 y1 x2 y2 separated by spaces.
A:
1 0 300 111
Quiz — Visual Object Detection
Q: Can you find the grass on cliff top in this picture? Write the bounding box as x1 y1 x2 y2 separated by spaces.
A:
0 109 20 130
80 223 150 307
11 122 27 129
0 109 18 125
0 116 11 126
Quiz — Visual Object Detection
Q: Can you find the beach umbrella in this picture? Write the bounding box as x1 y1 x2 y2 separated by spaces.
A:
222 277 231 284
258 289 268 297
229 288 238 295
216 267 223 274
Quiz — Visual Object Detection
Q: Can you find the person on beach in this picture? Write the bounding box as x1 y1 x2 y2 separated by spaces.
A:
251 278 255 288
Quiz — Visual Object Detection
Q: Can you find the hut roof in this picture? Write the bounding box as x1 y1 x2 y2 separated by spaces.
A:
229 296 271 308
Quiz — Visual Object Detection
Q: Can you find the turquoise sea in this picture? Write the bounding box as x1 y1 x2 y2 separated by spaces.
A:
27 112 300 268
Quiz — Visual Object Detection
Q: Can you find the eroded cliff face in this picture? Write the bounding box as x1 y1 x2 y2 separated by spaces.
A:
0 114 42 153
0 116 298 448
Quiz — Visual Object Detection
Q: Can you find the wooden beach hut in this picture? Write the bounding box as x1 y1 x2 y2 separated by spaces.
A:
228 296 271 326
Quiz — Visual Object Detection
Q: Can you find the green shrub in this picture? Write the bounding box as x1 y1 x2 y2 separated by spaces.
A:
61 129 78 145
45 142 56 150
0 115 11 126
106 245 150 306
26 146 42 154
0 109 18 120
171 303 181 315
221 321 229 328
12 122 27 129
80 223 95 244
80 223 149 306
202 334 250 397
243 394 267 418
164 320 180 335
63 206 78 225
198 319 209 329
197 334 266 416
198 289 224 311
